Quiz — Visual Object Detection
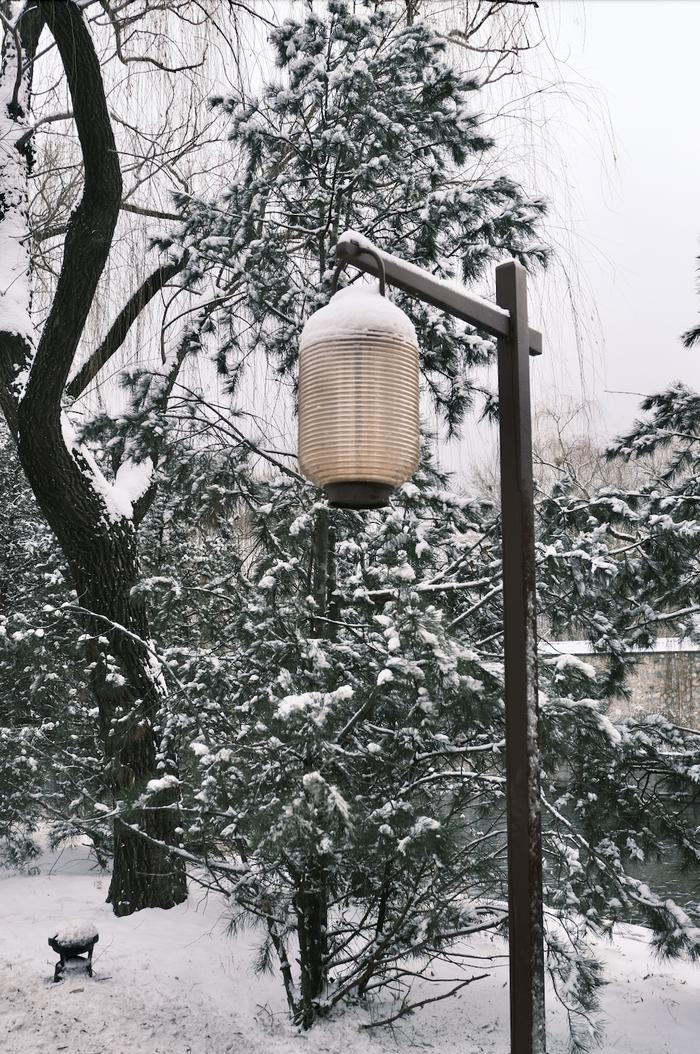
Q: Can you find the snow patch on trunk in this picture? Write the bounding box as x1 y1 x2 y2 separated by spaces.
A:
0 24 35 352
60 413 153 522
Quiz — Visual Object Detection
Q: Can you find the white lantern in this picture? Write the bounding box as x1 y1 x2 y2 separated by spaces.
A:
298 282 420 508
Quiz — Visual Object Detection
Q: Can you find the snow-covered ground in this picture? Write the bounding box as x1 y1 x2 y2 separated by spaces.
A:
0 839 697 1053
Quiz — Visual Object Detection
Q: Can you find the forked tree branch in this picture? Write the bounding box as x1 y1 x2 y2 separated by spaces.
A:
66 252 188 399
11 0 130 549
20 0 122 419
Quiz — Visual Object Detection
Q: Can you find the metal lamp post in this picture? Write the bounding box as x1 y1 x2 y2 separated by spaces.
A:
299 232 546 1054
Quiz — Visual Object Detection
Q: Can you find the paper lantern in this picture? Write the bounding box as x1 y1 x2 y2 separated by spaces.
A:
299 282 420 508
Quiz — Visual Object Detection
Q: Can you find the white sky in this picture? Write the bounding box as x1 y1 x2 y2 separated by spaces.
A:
533 0 700 425
442 0 700 480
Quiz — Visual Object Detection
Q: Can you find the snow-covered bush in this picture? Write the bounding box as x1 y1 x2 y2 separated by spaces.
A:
0 427 109 868
159 445 698 1042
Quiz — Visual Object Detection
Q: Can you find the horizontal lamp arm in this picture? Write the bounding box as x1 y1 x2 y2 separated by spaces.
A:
335 233 542 356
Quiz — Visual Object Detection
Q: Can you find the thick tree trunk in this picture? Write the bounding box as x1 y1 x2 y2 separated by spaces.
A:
1 2 186 914
294 864 329 1028
16 434 187 914
71 524 187 915
292 511 335 1025
311 507 330 636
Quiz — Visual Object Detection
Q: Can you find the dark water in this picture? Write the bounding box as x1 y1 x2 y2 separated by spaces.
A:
462 798 699 925
580 799 700 925
543 797 700 925
623 834 699 924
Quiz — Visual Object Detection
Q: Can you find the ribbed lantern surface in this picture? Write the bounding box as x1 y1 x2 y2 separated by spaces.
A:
299 284 420 508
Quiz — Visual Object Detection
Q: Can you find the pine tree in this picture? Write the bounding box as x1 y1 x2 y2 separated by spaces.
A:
2 4 696 1047
161 439 698 1041
158 1 549 1024
173 0 548 430
682 255 700 348
149 3 699 1041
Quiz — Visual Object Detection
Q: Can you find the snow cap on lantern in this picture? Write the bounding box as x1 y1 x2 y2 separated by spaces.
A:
298 280 420 508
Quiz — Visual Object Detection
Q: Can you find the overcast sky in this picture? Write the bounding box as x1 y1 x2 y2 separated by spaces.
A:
534 0 700 426
441 0 700 479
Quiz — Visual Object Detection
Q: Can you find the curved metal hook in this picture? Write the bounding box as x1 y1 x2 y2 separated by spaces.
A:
330 243 387 298
330 260 346 297
365 245 387 297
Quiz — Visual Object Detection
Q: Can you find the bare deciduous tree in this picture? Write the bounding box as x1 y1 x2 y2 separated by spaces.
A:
0 0 263 914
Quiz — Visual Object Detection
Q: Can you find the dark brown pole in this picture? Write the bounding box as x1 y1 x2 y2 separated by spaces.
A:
496 260 546 1054
331 233 547 1049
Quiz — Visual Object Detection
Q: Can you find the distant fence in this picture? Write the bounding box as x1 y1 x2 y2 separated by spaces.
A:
543 638 700 728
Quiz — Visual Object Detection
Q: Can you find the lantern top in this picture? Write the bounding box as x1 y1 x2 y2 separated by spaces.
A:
301 282 417 347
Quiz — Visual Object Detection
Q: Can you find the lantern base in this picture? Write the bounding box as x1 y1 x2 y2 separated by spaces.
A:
325 481 393 509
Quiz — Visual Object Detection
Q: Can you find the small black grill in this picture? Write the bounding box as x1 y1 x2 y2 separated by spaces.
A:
48 924 99 983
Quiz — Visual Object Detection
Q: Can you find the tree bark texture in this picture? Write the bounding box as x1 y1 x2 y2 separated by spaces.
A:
294 863 329 1028
290 511 335 1024
1 2 186 914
